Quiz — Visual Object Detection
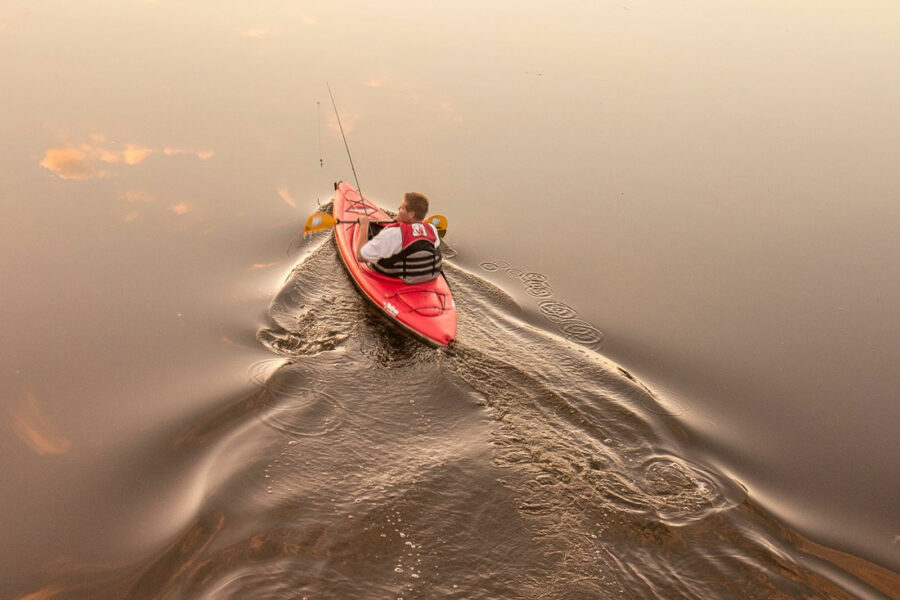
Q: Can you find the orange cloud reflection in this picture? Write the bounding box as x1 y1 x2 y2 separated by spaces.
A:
276 186 296 207
39 147 105 180
329 112 359 135
41 136 213 180
11 389 72 455
164 147 215 160
441 101 464 123
16 584 65 600
123 144 153 165
170 203 191 215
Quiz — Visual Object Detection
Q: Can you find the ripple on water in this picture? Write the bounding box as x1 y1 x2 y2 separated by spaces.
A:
257 365 346 438
354 313 439 370
536 299 578 322
557 318 605 347
523 281 553 298
478 260 605 350
263 235 363 356
521 272 549 283
247 358 286 388
257 324 347 357
598 455 732 526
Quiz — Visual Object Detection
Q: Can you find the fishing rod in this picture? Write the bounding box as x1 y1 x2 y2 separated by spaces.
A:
303 85 449 239
326 82 363 203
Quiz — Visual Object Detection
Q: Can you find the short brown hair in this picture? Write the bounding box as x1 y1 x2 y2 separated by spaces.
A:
404 192 429 220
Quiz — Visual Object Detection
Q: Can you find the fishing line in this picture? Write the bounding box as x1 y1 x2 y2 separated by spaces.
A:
316 100 323 169
326 81 363 203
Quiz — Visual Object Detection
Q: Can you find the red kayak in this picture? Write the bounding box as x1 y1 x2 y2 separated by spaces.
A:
332 182 457 347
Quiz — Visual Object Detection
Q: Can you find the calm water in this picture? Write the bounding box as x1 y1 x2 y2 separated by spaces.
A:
2 2 898 598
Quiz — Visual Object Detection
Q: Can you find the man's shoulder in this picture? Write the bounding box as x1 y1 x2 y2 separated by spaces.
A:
375 225 402 239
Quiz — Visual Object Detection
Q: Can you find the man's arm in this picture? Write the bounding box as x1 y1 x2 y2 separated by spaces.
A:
354 216 371 261
357 223 402 263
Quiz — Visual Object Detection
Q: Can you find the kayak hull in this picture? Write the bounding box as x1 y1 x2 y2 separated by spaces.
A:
332 182 457 347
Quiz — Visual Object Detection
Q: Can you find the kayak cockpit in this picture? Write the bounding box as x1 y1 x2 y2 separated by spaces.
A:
388 289 452 317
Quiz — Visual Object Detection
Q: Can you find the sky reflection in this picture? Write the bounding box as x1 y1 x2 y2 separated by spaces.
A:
276 186 297 207
10 388 72 456
3 1 898 593
40 136 213 180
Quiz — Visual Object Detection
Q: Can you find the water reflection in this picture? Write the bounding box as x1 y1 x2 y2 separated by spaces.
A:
10 388 72 456
3 0 899 597
275 187 296 207
39 146 111 180
169 203 192 215
39 137 212 180
480 259 607 351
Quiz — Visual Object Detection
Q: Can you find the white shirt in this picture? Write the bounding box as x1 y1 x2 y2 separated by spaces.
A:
360 223 440 262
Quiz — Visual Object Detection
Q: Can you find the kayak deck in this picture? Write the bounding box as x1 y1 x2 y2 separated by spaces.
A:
332 182 457 347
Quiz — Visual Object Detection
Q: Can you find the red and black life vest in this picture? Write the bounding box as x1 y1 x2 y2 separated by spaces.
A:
371 222 442 283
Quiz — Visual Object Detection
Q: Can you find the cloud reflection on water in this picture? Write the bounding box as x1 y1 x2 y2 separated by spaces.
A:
440 100 463 123
40 136 213 180
170 203 191 215
328 112 359 135
276 187 296 207
241 27 275 39
14 584 64 600
163 147 215 161
39 146 107 180
10 389 72 456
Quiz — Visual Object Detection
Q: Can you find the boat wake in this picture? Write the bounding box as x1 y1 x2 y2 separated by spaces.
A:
28 234 894 600
247 235 885 599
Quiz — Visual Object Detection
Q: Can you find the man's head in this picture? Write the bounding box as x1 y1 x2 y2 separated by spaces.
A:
398 192 429 223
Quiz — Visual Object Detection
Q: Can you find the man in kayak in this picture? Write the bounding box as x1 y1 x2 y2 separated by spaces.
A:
354 192 442 284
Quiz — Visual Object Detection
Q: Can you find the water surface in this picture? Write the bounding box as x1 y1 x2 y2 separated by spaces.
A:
1 1 898 598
